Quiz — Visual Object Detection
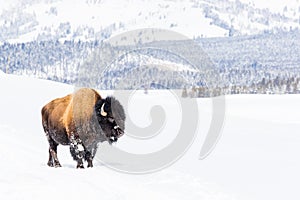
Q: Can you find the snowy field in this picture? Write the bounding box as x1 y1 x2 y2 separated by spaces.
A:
1 71 300 200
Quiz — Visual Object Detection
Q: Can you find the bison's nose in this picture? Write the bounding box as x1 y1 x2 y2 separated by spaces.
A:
118 129 124 137
113 125 124 138
117 128 124 138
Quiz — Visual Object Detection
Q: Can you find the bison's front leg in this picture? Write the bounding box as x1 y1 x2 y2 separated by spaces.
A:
69 134 85 168
85 144 98 168
85 152 93 168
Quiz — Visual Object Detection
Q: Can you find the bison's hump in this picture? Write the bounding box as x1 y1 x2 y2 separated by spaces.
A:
72 88 101 121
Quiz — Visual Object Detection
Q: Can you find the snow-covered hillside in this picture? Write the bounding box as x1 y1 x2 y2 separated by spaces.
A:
1 72 300 200
1 0 300 43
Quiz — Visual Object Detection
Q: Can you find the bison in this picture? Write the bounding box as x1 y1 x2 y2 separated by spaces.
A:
41 88 125 168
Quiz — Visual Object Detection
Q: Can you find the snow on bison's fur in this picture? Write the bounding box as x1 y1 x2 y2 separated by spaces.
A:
41 88 125 168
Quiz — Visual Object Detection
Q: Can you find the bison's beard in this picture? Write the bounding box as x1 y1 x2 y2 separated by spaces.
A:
108 127 124 144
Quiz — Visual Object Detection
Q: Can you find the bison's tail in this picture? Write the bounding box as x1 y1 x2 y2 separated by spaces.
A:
41 106 49 134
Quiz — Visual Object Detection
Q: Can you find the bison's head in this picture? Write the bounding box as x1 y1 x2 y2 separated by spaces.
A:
95 96 125 143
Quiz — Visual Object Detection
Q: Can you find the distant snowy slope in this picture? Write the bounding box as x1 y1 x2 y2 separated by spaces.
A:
199 0 300 36
1 0 300 43
240 0 300 13
0 0 227 43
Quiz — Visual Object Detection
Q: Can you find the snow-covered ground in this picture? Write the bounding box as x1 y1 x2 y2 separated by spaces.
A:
1 72 300 200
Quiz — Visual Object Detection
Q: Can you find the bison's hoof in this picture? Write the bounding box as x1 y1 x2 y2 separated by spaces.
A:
54 163 62 168
87 164 93 168
87 160 93 168
77 164 85 169
47 162 54 167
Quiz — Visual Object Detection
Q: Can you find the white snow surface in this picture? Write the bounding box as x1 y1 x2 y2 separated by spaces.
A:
1 72 300 200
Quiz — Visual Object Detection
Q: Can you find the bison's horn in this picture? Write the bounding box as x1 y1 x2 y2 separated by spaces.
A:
100 103 107 117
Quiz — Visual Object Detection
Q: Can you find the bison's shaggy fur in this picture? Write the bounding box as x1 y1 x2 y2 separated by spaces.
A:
42 88 125 168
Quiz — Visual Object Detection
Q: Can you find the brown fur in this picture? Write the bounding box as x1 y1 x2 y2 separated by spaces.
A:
42 88 104 168
42 88 101 140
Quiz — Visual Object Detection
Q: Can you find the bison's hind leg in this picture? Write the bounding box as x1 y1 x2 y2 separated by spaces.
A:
69 134 86 168
46 134 62 168
43 120 61 167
